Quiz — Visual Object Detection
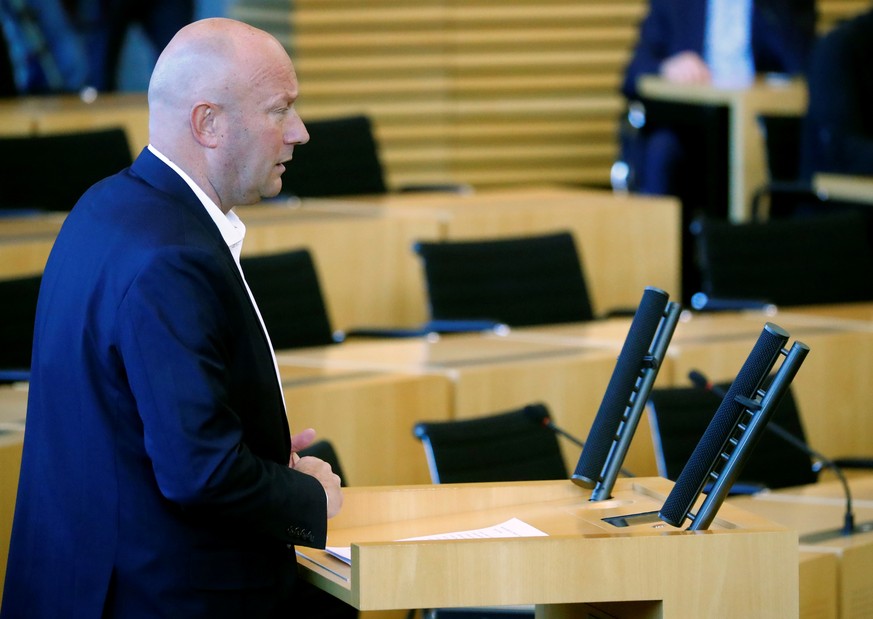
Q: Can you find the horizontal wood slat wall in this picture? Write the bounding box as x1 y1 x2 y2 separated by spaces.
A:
231 0 870 193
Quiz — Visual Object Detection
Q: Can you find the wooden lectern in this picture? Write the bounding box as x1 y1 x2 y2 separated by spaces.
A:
296 478 797 618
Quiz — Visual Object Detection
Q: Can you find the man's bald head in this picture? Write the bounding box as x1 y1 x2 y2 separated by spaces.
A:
144 18 306 211
147 18 291 151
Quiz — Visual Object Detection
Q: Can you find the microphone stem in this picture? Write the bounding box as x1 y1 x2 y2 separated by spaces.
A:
766 424 855 535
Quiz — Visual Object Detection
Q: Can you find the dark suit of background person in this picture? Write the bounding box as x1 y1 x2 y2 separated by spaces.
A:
802 8 873 179
1 18 338 619
0 0 88 93
72 0 194 91
620 0 816 200
618 0 816 300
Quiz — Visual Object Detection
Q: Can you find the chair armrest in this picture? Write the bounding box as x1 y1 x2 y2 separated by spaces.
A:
0 369 30 384
831 457 873 470
690 293 776 312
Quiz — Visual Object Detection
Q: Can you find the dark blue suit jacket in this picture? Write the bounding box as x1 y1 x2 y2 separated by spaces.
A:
802 8 873 178
2 149 328 618
621 0 816 99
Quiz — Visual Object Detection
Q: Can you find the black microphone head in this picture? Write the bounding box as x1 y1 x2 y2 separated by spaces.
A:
688 370 708 390
659 323 789 527
572 287 669 487
522 403 551 427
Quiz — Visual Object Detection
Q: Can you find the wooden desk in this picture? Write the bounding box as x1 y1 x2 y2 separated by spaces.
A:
330 186 681 316
637 75 808 222
1 186 681 326
493 309 873 464
730 478 873 619
814 173 873 206
0 213 66 278
237 202 443 331
0 92 148 157
298 478 797 617
276 332 665 477
279 364 452 486
0 385 27 603
776 302 873 328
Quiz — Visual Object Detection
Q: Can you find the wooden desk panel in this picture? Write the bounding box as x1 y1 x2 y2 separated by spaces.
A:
0 386 28 604
300 479 797 617
0 213 66 278
277 333 665 477
339 186 681 317
814 173 873 206
492 310 873 476
238 203 442 332
0 93 148 157
280 364 452 486
731 486 873 619
668 325 873 462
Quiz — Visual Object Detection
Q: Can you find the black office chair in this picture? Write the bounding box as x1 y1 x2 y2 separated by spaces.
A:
413 403 567 485
413 231 595 328
751 114 827 221
297 439 347 486
279 114 470 199
690 211 873 310
294 440 359 619
240 249 340 349
648 380 873 492
280 115 388 198
647 383 817 492
0 274 41 383
0 127 133 213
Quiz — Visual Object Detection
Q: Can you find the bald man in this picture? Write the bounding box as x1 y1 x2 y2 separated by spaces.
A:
1 18 342 619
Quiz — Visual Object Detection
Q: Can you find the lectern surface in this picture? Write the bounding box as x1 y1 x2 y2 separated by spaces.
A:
297 478 797 618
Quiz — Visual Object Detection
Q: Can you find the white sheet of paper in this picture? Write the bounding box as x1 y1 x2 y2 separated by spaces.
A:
324 517 547 565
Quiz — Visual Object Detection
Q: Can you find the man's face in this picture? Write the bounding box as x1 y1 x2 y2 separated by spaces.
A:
217 55 308 207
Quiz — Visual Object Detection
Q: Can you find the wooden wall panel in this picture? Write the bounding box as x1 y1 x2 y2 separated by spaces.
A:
230 0 871 192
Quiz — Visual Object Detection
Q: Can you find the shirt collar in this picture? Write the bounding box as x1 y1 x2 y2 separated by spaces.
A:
147 144 246 262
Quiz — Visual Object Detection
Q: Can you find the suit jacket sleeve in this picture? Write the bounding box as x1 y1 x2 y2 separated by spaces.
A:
115 243 328 548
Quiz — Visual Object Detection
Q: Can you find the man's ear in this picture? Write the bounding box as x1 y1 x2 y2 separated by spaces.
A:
191 102 220 148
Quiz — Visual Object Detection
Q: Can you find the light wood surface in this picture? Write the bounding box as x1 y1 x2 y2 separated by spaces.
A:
277 332 665 478
335 185 681 316
813 173 873 206
730 478 873 619
493 308 873 468
280 364 452 486
0 213 66 278
297 478 797 617
0 386 27 604
637 75 808 223
0 92 148 156
3 186 681 338
237 201 443 331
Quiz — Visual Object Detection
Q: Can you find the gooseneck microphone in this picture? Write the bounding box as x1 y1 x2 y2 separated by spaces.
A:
688 369 857 537
523 406 634 477
659 323 808 529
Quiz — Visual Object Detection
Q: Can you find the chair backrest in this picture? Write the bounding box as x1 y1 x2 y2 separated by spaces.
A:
0 128 132 212
758 114 805 184
279 115 387 198
412 403 567 484
413 231 594 327
647 382 817 490
297 439 348 486
692 211 873 306
0 274 41 373
240 249 336 350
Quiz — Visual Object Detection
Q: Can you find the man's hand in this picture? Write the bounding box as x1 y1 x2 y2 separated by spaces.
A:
289 428 343 518
660 51 711 84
